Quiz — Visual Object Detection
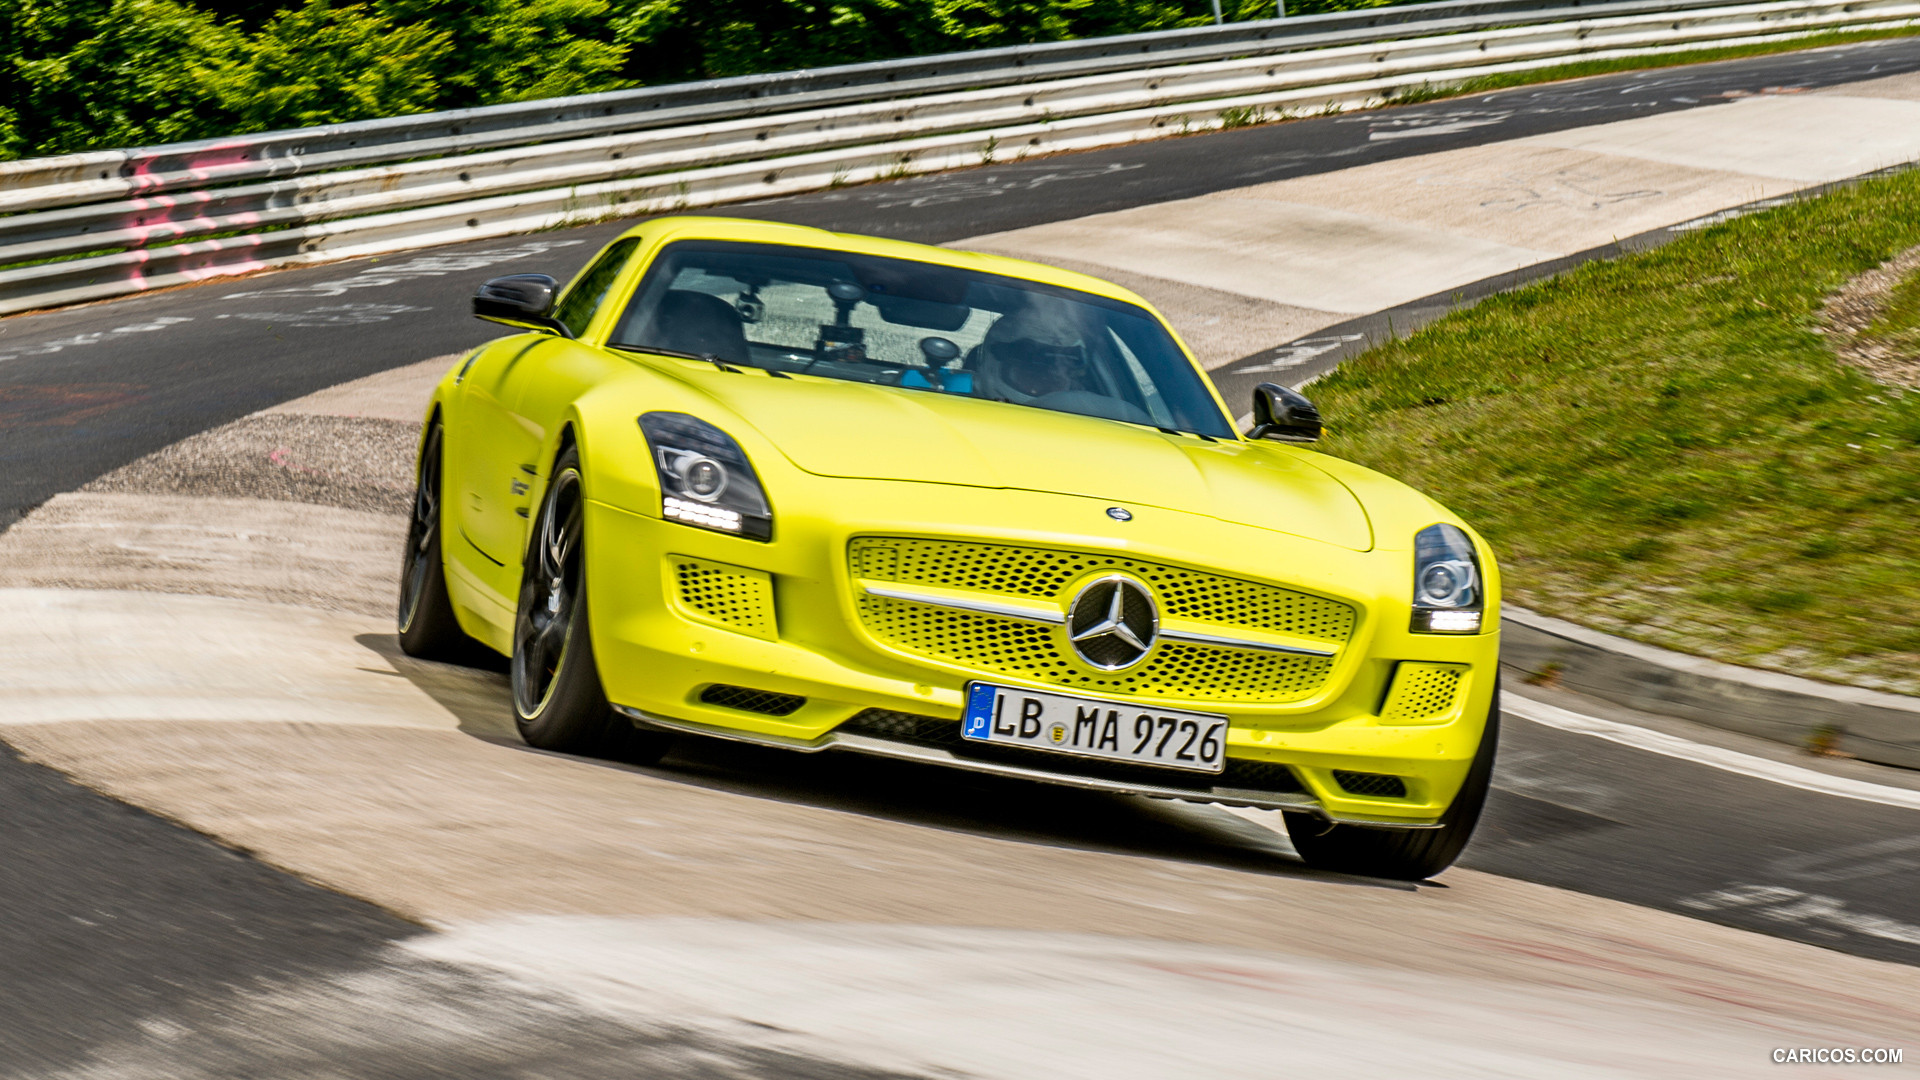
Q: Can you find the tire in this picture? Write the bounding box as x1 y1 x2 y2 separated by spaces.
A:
398 422 475 659
1284 680 1500 881
511 447 673 764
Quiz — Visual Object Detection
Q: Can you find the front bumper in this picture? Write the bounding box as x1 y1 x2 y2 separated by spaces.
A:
585 481 1499 827
615 704 1436 825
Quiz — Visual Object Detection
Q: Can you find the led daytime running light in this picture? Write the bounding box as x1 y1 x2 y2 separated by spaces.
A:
639 412 773 542
664 496 742 532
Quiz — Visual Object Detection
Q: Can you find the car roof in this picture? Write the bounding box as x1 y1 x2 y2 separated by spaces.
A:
617 216 1159 313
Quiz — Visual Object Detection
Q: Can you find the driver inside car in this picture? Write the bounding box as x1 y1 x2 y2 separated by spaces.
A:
976 304 1095 403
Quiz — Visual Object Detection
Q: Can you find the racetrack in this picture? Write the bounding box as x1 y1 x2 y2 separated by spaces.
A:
4 38 1920 1076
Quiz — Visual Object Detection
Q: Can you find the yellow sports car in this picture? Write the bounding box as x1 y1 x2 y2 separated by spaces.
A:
399 216 1501 880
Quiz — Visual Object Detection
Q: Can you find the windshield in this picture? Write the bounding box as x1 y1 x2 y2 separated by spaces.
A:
608 240 1235 439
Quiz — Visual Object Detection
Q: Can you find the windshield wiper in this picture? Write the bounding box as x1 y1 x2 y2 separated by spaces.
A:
1157 425 1218 442
607 342 750 374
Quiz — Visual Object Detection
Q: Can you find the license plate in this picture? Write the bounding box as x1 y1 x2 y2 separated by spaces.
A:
961 683 1228 774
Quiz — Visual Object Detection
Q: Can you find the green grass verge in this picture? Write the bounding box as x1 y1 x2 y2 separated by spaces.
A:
1871 259 1920 340
1384 25 1920 106
1309 169 1920 694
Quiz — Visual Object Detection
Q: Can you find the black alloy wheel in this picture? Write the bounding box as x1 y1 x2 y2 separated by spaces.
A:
511 447 672 763
398 422 472 659
1284 678 1501 881
512 460 586 723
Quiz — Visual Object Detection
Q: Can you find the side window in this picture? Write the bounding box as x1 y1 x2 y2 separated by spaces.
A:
553 238 640 337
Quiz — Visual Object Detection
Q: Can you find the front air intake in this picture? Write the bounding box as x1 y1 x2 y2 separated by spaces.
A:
1332 770 1408 798
699 685 805 716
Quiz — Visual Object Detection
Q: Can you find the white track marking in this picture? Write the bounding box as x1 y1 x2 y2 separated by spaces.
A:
1503 693 1920 813
214 303 427 326
219 239 585 300
0 315 193 363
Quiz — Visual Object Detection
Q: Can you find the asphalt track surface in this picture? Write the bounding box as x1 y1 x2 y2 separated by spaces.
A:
4 37 1920 1072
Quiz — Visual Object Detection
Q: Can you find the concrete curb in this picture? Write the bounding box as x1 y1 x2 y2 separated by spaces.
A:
1210 159 1920 401
1500 605 1920 770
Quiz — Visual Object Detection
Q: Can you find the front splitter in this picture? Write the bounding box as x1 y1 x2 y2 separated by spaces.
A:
614 705 1442 828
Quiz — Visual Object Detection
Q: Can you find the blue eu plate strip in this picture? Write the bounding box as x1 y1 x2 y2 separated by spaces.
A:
963 682 999 740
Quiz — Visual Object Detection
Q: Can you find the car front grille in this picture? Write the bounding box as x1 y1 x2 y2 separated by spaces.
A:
848 537 1354 704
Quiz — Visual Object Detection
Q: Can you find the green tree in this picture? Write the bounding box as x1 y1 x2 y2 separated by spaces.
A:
1231 0 1394 17
931 0 1210 48
194 0 299 30
2 0 241 156
206 1 451 131
611 0 945 83
375 0 631 105
0 0 1440 159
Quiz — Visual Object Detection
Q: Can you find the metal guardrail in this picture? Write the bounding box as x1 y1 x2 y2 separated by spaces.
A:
2 0 1915 317
0 0 1777 206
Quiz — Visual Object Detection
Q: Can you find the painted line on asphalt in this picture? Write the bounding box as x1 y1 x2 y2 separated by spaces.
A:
1502 692 1920 812
1679 884 1920 948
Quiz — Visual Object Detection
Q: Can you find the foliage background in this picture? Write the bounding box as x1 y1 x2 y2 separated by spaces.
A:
0 0 1399 160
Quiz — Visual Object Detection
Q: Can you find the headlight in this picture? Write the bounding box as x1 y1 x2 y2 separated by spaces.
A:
1410 523 1482 634
638 412 772 541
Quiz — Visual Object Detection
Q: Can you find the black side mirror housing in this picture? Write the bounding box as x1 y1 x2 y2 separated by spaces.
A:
473 274 571 337
1248 382 1322 443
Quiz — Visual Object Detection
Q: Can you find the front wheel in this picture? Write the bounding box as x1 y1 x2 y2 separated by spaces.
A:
398 422 475 660
1284 682 1500 881
511 448 672 764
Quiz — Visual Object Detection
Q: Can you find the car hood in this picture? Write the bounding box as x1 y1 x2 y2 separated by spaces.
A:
690 372 1373 551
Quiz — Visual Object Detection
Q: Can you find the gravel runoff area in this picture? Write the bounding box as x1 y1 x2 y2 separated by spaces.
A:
0 357 447 617
82 412 418 517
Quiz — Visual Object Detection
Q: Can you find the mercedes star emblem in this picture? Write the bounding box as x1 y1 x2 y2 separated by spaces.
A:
1067 575 1159 670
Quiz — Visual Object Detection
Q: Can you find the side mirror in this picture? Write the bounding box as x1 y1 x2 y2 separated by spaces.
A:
473 274 571 337
1248 382 1322 443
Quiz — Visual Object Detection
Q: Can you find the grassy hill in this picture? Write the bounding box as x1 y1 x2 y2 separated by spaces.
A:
1309 169 1920 694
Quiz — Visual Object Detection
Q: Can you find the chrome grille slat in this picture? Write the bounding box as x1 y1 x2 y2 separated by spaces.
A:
849 537 1356 704
851 538 1356 639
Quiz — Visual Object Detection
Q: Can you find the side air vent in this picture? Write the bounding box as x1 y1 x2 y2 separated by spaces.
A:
1332 770 1408 798
669 556 777 641
1379 662 1466 723
699 685 805 716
